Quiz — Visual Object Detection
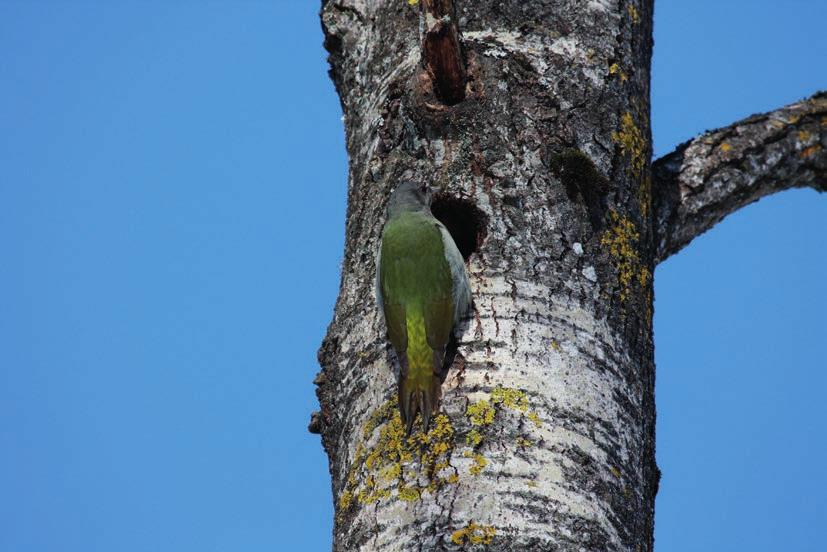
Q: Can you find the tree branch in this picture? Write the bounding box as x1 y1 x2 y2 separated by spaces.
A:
652 92 827 264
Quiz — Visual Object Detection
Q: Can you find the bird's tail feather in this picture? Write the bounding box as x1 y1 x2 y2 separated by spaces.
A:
398 376 441 435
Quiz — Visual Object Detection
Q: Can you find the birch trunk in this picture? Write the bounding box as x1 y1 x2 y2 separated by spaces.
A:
310 1 827 550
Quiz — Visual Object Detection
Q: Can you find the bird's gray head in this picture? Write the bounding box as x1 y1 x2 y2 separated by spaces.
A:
387 181 431 218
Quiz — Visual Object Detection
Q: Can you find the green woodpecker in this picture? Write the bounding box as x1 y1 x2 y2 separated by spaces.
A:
376 181 472 434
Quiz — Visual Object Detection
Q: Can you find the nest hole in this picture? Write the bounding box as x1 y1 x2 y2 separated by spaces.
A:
431 194 487 261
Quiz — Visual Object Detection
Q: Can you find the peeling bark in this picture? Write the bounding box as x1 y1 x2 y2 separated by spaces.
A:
652 92 827 263
311 1 819 550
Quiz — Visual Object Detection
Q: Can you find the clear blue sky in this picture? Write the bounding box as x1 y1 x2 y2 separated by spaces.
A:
1 2 824 551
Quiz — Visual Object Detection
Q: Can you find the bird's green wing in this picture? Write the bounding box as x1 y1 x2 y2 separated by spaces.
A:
382 299 407 354
424 294 453 376
380 213 454 356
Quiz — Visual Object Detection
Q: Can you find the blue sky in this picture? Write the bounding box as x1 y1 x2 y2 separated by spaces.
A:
1 2 824 551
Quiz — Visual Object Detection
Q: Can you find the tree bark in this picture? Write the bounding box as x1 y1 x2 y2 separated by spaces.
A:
652 92 827 263
312 1 825 550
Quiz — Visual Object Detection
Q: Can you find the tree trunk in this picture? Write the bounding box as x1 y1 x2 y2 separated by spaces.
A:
311 1 826 550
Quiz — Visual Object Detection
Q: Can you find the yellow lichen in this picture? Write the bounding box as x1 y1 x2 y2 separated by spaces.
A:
362 399 397 439
466 387 541 435
638 266 651 287
612 112 646 177
465 451 488 475
609 62 628 82
398 486 420 502
415 413 455 476
381 463 402 481
338 398 457 517
466 400 496 426
550 339 560 351
451 522 497 546
338 490 353 510
527 480 538 488
601 211 645 303
461 387 542 478
407 0 419 5
340 388 548 519
798 130 812 142
466 429 483 447
610 466 622 478
627 3 640 24
599 210 654 317
347 445 364 487
491 387 529 412
719 142 732 153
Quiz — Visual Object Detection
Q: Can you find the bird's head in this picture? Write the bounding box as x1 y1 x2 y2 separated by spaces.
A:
387 180 431 218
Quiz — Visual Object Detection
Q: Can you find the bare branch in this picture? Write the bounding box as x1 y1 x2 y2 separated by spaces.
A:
652 92 827 264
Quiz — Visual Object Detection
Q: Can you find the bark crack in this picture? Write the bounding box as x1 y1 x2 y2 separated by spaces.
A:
419 0 467 105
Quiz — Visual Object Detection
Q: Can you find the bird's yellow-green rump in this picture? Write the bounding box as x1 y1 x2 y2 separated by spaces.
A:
377 182 471 434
